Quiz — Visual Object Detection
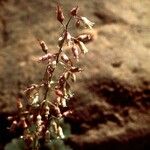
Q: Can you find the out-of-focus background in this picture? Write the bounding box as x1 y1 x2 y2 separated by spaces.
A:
0 0 150 149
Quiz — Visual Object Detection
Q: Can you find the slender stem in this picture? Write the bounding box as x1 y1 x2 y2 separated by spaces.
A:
56 42 64 63
42 16 73 102
43 83 49 100
66 16 73 30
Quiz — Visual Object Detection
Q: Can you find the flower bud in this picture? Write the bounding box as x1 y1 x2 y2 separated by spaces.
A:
72 45 79 61
39 40 48 53
66 32 72 46
61 98 67 107
61 53 69 63
58 36 64 47
37 114 42 120
38 53 53 62
31 93 39 105
10 120 17 131
37 114 42 126
51 120 57 133
70 6 78 16
76 19 80 28
16 98 23 109
71 73 76 82
45 130 51 142
56 97 61 105
64 72 70 80
57 126 65 139
70 67 82 73
77 41 88 54
55 89 64 97
45 105 50 118
77 34 92 43
51 60 57 68
63 110 72 117
19 117 28 128
24 84 37 94
37 125 44 133
7 116 13 120
28 115 34 123
54 106 62 117
56 4 65 24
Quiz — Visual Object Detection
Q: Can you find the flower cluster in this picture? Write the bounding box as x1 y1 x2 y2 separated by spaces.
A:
8 4 94 150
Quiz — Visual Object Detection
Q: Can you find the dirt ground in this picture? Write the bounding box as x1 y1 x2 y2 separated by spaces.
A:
0 0 150 149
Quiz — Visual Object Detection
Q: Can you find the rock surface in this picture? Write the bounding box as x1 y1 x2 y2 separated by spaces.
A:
0 0 150 149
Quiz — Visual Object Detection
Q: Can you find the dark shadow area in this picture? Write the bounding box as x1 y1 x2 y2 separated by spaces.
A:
87 77 150 107
66 132 150 150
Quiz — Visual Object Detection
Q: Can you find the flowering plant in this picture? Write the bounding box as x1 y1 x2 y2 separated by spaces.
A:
7 4 94 150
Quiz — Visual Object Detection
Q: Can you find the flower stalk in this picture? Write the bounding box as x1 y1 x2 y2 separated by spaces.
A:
8 4 94 150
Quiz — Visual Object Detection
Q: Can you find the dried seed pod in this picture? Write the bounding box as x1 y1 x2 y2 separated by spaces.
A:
72 45 79 61
45 105 50 111
39 40 48 53
56 4 65 24
77 41 88 54
47 65 54 75
45 111 49 118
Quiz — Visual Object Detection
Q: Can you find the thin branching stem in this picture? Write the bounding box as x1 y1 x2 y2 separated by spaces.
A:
43 16 73 102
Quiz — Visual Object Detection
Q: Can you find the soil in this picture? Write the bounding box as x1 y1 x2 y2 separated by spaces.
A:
0 0 150 150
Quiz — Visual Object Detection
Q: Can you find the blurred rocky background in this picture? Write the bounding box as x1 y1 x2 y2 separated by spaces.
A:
0 0 150 149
